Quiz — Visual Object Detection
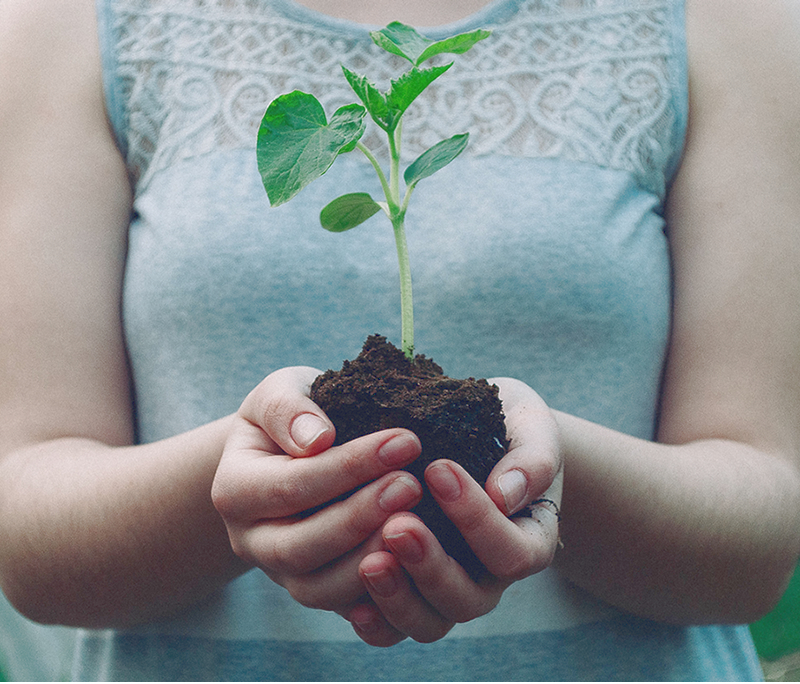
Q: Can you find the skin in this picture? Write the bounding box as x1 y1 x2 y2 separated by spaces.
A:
1 0 800 652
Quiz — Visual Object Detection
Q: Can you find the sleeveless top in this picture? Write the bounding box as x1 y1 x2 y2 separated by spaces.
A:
67 0 762 679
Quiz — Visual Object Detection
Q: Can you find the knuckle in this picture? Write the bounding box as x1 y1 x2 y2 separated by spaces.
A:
211 475 259 524
248 368 308 424
455 504 494 537
262 529 315 576
210 479 238 521
269 469 311 516
528 450 561 493
227 534 255 565
490 546 540 582
336 443 371 485
283 578 332 611
338 494 380 542
260 391 297 429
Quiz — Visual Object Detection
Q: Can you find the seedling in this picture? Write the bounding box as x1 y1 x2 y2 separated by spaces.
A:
257 22 491 359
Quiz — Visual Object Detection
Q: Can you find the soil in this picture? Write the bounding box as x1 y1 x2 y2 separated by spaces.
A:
310 334 508 579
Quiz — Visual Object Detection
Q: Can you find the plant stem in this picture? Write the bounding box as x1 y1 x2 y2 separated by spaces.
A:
360 123 414 358
389 123 402 209
385 120 414 358
356 142 391 204
392 215 415 358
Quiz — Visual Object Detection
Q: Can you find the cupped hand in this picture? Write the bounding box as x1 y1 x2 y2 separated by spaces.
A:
211 366 424 614
346 377 564 647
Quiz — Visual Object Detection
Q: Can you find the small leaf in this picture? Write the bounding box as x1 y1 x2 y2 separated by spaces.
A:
342 67 391 130
404 133 469 188
386 64 452 121
320 193 382 232
257 91 366 206
370 22 431 64
343 64 453 133
416 29 492 65
371 22 491 66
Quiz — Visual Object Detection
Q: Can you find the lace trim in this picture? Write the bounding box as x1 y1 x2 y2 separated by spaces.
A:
107 0 683 196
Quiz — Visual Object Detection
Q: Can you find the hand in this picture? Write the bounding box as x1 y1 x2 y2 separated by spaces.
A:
211 366 424 615
345 377 563 646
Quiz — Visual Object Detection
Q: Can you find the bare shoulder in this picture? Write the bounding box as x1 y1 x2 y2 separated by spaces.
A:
0 0 134 452
686 0 800 113
658 0 800 452
0 0 101 81
0 0 107 138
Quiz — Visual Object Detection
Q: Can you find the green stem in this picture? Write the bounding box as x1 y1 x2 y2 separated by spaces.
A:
360 124 414 358
356 142 392 206
392 215 414 358
388 121 414 358
389 123 402 207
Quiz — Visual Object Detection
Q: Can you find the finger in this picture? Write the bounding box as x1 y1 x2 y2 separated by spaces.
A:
214 427 422 521
520 462 564 552
278 530 386 613
233 471 423 574
344 601 407 648
485 377 563 516
426 460 557 581
371 514 504 628
357 549 455 644
241 366 335 457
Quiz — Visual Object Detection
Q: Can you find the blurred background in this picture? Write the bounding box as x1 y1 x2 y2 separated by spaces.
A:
750 562 800 681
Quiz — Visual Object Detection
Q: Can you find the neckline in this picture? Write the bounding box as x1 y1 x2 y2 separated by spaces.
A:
271 0 518 37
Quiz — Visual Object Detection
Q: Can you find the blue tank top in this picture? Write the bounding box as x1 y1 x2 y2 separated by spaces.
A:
71 0 762 678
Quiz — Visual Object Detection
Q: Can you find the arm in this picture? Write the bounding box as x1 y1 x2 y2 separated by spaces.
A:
336 0 800 639
554 0 800 623
0 0 449 629
0 0 247 628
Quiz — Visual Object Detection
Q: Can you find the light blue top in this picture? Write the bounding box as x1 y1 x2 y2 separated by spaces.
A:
64 0 765 679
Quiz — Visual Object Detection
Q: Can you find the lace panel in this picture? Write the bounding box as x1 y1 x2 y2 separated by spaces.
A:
108 0 683 196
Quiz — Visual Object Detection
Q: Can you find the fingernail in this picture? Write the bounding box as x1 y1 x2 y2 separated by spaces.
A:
377 433 420 467
362 567 399 598
378 475 419 513
290 413 329 449
349 604 380 633
385 529 424 564
498 469 528 515
426 462 462 502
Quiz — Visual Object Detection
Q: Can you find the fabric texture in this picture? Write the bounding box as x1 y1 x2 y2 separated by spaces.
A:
0 593 76 682
69 0 764 679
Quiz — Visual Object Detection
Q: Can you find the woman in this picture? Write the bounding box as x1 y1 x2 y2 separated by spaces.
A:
1 0 799 679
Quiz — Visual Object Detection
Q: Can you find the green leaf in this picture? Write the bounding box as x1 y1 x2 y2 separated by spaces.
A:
370 22 491 66
404 133 469 188
343 64 452 133
257 91 366 206
386 64 452 120
416 29 492 65
320 193 382 232
341 67 391 129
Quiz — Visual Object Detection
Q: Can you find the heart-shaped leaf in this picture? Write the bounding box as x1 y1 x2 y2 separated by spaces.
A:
404 133 469 188
320 193 382 232
257 91 366 206
371 22 491 66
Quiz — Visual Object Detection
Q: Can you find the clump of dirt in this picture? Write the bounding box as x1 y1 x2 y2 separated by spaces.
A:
310 334 508 578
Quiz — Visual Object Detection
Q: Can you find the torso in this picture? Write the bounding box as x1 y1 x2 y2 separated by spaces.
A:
75 0 759 679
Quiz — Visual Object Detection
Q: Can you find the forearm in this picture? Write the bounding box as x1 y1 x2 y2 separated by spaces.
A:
554 411 800 625
0 416 249 629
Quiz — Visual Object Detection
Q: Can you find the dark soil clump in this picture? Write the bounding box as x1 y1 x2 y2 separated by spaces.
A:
310 334 508 578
